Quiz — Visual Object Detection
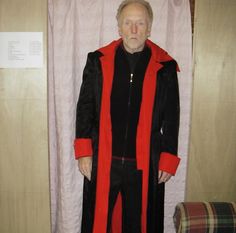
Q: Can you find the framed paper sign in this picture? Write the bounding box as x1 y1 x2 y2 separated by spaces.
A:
0 32 43 68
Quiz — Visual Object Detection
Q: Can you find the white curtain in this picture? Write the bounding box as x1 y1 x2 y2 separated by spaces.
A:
48 0 192 232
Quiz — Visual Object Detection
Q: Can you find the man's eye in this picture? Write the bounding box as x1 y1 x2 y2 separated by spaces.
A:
138 22 145 26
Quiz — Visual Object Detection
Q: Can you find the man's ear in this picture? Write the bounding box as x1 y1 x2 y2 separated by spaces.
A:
147 22 152 37
147 26 152 37
118 27 122 36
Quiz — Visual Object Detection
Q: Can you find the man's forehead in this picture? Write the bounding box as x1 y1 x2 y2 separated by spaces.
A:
121 3 148 15
120 4 149 19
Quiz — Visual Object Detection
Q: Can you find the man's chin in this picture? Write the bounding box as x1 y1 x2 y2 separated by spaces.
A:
123 41 145 53
130 44 144 52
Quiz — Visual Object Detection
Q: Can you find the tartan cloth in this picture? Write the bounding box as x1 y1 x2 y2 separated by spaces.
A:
173 202 236 233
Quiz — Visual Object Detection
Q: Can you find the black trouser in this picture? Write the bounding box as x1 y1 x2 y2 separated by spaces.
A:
106 158 142 233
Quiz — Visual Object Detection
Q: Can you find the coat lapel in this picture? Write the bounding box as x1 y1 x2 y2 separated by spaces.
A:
137 57 163 233
93 40 119 233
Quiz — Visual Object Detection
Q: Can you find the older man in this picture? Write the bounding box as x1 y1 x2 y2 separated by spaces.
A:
74 0 180 232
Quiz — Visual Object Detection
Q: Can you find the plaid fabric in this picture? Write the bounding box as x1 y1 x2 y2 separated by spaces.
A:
173 202 236 233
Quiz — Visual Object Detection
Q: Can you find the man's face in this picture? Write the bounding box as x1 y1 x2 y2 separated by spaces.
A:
118 3 151 54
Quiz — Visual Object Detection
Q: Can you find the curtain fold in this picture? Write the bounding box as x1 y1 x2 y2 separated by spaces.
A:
48 1 192 232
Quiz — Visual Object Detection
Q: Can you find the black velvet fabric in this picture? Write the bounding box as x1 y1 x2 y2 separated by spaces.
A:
147 60 180 232
76 51 103 161
76 51 103 232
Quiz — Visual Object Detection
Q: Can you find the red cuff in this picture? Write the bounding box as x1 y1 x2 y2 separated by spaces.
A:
159 152 180 175
74 138 93 159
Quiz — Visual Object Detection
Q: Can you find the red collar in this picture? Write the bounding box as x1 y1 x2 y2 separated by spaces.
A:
98 38 175 64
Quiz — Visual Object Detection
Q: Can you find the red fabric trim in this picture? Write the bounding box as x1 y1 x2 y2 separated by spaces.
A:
159 152 180 175
74 138 93 159
136 53 163 233
92 43 116 233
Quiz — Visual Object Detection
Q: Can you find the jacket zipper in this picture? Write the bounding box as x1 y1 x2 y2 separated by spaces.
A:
122 73 133 164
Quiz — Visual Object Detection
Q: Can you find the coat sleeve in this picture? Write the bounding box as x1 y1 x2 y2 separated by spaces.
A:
159 61 180 175
74 53 96 159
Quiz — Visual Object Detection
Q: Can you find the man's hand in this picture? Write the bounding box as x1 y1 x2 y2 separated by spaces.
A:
158 170 172 184
78 157 92 181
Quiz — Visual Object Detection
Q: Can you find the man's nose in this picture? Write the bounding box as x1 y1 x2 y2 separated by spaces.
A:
131 24 137 34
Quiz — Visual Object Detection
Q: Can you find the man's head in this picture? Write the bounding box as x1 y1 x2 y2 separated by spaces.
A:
116 0 153 53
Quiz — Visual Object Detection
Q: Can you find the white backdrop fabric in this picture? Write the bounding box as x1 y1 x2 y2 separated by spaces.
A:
48 0 192 232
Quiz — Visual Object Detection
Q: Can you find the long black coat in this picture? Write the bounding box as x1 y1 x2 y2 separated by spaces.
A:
75 39 180 233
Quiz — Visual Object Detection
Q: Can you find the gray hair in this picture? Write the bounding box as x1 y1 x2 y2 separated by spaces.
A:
116 0 153 26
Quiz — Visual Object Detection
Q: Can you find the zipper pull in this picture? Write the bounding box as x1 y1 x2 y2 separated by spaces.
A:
130 73 133 83
122 157 125 164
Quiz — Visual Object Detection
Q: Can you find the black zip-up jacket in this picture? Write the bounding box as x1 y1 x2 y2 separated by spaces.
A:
111 45 151 159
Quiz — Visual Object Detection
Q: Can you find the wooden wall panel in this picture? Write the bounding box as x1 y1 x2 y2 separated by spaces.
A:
0 0 50 232
186 0 236 201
